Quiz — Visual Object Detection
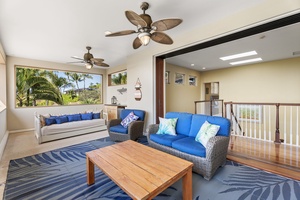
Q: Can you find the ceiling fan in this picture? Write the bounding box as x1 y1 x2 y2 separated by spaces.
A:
105 2 182 49
70 46 109 69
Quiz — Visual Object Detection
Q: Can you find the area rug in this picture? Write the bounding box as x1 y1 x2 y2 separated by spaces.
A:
3 137 300 200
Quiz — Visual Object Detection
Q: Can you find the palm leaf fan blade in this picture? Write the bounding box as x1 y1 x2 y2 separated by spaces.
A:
133 37 142 49
125 10 147 27
105 30 136 37
151 32 173 44
99 63 109 67
90 58 104 62
152 19 183 31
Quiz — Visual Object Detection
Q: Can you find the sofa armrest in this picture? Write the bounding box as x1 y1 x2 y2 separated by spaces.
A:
205 136 230 162
147 124 159 135
128 121 145 140
34 114 42 144
146 124 159 141
107 118 122 130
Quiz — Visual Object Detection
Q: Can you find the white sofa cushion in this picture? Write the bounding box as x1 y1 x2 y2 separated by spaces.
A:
41 118 105 136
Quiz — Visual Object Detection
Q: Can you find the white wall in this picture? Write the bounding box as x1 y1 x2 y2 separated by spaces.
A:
6 56 107 131
0 105 7 159
125 1 300 126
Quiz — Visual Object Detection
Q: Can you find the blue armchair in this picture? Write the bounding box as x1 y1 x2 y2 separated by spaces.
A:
107 109 146 142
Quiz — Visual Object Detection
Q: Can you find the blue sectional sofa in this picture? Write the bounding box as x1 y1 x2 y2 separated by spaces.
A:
146 112 231 180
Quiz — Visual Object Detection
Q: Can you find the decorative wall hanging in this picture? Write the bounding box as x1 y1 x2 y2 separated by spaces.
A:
134 78 142 101
175 73 185 84
165 71 170 84
117 87 127 94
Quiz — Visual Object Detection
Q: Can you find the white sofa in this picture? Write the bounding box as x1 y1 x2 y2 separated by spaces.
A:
34 112 106 144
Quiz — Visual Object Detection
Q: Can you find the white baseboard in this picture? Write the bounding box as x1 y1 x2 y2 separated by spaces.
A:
0 130 9 160
9 128 34 134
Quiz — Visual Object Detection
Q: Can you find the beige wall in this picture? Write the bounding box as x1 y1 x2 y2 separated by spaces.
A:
0 42 5 64
6 56 107 131
199 57 300 103
166 63 201 113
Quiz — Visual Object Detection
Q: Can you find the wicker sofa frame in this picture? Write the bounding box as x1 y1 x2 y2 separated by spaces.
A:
147 121 230 181
107 119 145 142
107 109 145 142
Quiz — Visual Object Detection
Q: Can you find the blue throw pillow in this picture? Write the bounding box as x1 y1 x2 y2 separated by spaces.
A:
45 117 56 126
67 114 81 122
92 112 100 119
81 113 93 120
55 116 68 124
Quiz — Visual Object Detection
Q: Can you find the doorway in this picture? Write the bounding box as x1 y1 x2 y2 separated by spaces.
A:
204 82 219 115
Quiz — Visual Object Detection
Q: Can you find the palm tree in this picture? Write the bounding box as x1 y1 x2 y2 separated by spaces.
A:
46 71 73 93
65 72 83 96
81 73 93 90
16 67 63 107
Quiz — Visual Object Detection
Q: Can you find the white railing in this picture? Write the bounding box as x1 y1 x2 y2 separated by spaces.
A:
225 102 300 146
194 99 224 116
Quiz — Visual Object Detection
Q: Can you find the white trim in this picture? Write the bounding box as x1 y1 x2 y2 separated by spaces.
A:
0 130 9 160
0 100 6 113
9 128 35 134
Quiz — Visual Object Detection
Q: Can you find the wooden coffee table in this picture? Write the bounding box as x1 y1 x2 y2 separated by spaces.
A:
86 140 194 200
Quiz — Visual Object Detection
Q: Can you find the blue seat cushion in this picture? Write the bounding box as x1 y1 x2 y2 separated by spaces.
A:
165 112 193 136
172 137 206 157
110 124 128 134
189 114 231 137
150 134 186 147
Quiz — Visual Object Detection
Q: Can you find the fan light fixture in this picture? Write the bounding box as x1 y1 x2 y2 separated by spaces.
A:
85 63 93 69
138 32 151 46
105 2 182 49
69 46 109 68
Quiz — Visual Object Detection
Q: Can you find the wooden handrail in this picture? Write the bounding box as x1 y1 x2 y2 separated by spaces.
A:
224 101 300 144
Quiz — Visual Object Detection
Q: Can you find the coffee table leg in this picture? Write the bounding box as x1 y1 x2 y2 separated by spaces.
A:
87 156 95 185
182 167 192 200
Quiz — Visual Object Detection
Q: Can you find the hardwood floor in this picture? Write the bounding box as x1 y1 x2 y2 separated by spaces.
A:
227 135 300 180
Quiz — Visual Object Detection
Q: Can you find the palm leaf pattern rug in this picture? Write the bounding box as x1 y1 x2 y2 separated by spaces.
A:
3 137 300 200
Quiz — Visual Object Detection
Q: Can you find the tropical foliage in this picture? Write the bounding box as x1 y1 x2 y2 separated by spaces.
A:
15 66 102 107
111 71 127 85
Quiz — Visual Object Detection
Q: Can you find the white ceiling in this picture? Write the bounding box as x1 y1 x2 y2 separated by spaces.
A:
0 0 300 70
0 0 267 69
166 22 300 71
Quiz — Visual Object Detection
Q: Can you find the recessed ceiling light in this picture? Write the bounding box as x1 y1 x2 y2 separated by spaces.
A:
220 51 257 61
191 63 195 66
202 67 206 70
230 58 262 65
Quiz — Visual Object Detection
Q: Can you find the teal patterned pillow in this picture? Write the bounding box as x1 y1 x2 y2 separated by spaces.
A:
156 117 178 136
195 121 220 148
